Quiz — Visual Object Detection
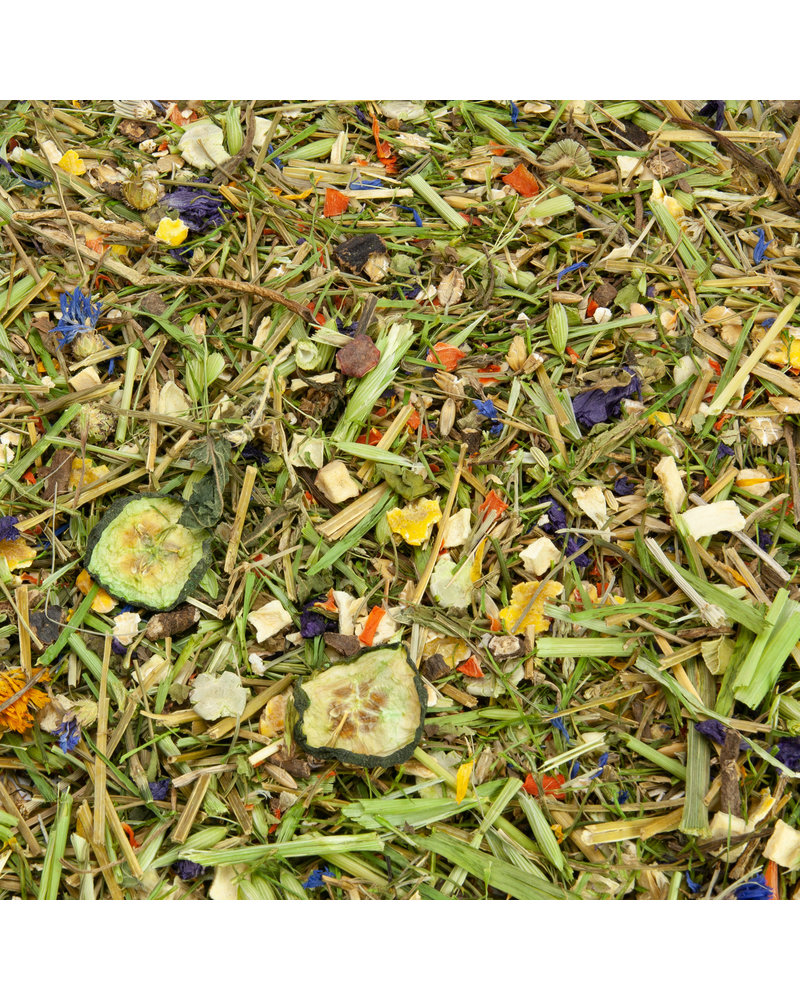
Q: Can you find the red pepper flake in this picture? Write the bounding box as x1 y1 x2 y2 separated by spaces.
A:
357 428 383 446
502 163 539 198
707 358 722 375
304 490 315 504
22 471 37 485
359 606 386 646
522 773 566 800
120 822 140 849
489 143 507 156
586 298 599 318
428 463 440 474
459 213 482 226
489 616 502 632
374 406 388 418
427 342 466 372
457 656 484 678
323 188 350 218
479 488 508 519
406 411 420 431
34 417 44 434
566 346 581 363
477 363 502 385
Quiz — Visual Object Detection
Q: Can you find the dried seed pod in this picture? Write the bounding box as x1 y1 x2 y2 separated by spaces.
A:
439 397 456 437
71 330 106 361
437 267 466 307
547 303 569 355
71 405 115 444
506 335 527 372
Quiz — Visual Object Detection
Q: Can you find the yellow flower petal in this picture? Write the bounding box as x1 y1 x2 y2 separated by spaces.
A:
386 498 442 546
455 760 474 804
155 217 189 247
58 150 87 176
470 538 486 584
499 580 563 635
0 538 38 572
76 568 117 613
69 458 110 489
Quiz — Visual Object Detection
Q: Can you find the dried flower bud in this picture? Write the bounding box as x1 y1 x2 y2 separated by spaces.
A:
439 397 456 437
547 303 569 356
71 405 115 444
71 330 106 361
507 335 528 372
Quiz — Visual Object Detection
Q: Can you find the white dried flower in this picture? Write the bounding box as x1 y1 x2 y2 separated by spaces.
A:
249 600 292 642
190 672 247 721
112 611 141 647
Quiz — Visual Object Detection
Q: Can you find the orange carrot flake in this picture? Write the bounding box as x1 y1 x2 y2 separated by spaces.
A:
323 188 350 218
586 298 599 318
489 616 502 633
357 428 383 446
457 656 484 678
426 342 466 372
502 163 540 198
479 489 508 519
522 773 566 800
359 606 386 646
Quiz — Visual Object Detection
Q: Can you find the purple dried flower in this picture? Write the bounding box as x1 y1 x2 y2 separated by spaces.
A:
241 442 271 465
716 443 735 459
613 476 635 497
111 638 127 656
55 717 80 753
775 737 800 772
733 872 774 900
509 101 520 125
161 180 228 233
0 515 20 541
571 368 641 430
300 599 338 639
699 100 726 131
173 859 208 880
563 535 591 568
149 779 171 801
694 720 748 750
335 317 359 336
540 497 590 568
569 759 580 778
755 527 773 551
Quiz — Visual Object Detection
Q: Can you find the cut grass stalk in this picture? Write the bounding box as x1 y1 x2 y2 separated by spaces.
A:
407 173 468 231
38 790 72 900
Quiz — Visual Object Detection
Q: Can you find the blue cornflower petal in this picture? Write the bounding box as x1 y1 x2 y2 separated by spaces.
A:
302 867 334 889
733 872 774 900
173 859 208 880
52 288 102 348
569 760 580 779
267 144 284 170
399 205 423 227
349 179 383 190
752 228 774 266
555 261 588 290
510 101 519 125
474 399 499 420
716 443 735 460
761 317 775 328
616 789 629 804
55 717 81 753
0 156 49 189
489 421 504 436
685 872 702 893
550 717 573 744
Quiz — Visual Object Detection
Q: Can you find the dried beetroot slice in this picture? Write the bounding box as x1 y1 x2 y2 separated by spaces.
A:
336 333 381 377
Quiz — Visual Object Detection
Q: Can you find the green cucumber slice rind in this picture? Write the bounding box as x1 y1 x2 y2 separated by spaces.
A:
293 643 426 768
84 492 212 612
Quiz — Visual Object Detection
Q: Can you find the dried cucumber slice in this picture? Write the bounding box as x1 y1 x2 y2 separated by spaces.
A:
294 644 426 768
85 494 211 611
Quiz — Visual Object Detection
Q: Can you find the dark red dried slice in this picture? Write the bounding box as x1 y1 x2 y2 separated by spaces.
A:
336 333 381 377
